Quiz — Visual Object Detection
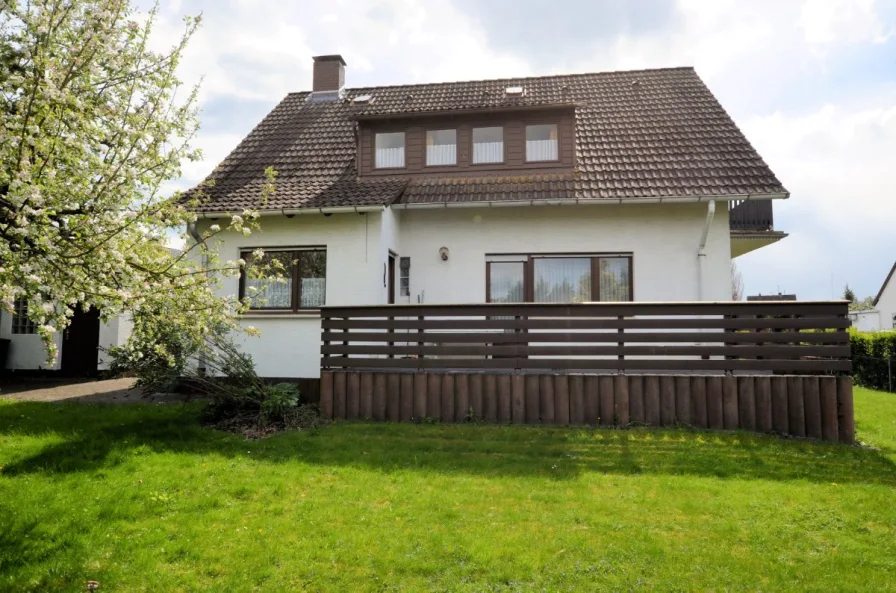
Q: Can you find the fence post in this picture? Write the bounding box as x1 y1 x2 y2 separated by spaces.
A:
341 317 348 363
617 315 624 372
417 315 424 371
321 310 330 370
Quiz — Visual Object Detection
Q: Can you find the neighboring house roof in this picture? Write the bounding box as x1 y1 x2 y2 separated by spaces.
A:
873 261 896 306
190 66 787 213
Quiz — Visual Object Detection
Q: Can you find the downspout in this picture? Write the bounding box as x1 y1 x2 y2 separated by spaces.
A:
697 200 716 301
187 221 208 374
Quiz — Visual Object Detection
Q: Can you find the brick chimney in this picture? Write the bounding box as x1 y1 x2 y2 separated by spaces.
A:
312 55 346 94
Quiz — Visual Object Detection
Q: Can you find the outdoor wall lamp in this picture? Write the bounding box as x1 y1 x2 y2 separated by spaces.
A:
439 247 449 261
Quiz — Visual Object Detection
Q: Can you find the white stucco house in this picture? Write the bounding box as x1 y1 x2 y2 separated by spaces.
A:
849 261 896 332
874 262 896 331
187 55 789 379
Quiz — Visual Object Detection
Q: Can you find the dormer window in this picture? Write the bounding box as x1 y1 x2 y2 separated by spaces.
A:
426 129 457 166
472 127 504 164
526 124 558 162
375 132 405 168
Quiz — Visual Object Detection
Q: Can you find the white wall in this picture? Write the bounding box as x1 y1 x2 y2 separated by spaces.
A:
201 203 731 378
396 203 731 303
876 275 896 332
200 211 390 378
848 310 881 332
1 311 131 372
0 311 61 371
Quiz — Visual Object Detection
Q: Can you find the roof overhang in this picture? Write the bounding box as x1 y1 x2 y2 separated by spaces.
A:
194 205 387 218
393 192 789 210
191 192 789 218
731 230 788 258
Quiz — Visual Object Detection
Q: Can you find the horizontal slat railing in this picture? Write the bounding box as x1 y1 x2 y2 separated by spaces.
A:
320 301 852 374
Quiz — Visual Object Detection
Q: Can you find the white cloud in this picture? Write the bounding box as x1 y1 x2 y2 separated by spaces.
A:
743 96 896 233
801 0 892 47
736 92 896 297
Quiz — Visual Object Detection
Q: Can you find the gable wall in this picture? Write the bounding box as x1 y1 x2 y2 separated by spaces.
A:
877 273 896 331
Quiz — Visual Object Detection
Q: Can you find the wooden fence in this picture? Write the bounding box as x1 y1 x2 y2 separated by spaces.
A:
320 372 854 443
319 301 854 442
321 301 851 373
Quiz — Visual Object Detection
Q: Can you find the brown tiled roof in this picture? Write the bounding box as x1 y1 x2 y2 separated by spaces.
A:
189 67 787 212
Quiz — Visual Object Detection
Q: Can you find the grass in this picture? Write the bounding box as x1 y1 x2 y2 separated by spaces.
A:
1 389 895 591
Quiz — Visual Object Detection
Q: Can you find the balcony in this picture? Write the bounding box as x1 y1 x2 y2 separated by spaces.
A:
729 199 774 232
729 200 787 257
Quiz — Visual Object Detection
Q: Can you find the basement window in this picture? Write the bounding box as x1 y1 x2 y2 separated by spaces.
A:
12 298 37 334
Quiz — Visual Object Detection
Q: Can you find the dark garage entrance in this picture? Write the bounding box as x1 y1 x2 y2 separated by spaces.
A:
61 306 101 377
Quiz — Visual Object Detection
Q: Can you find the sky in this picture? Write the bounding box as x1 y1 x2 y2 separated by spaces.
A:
145 0 896 301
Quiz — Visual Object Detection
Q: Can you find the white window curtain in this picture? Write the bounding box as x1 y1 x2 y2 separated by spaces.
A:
473 127 503 164
300 278 326 308
426 129 457 166
526 124 558 161
375 132 405 168
299 250 327 307
473 143 503 164
248 278 292 309
534 258 591 303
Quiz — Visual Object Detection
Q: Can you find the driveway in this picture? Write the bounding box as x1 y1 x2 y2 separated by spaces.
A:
0 377 196 404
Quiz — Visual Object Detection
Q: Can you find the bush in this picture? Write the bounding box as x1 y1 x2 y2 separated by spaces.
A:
107 315 325 437
850 329 896 392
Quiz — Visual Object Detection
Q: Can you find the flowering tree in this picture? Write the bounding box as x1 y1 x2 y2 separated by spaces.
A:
0 0 261 363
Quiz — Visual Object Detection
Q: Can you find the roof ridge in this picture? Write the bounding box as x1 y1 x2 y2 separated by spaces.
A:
285 66 697 97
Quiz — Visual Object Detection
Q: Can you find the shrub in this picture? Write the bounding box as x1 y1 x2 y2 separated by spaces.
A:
850 329 896 392
108 316 325 436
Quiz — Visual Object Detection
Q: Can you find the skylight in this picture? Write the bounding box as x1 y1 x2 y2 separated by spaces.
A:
505 86 524 96
352 94 373 103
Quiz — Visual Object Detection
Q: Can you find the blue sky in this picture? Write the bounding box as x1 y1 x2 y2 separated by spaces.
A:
147 0 896 301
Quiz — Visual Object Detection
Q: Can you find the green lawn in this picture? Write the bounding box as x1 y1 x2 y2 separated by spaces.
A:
1 388 895 592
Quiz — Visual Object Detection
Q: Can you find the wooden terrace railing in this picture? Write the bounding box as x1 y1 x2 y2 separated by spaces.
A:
321 301 851 374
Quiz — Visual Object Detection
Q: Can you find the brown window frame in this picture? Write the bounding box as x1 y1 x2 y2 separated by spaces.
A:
523 122 561 164
471 125 506 165
373 131 407 170
424 128 458 168
239 247 327 312
486 254 633 303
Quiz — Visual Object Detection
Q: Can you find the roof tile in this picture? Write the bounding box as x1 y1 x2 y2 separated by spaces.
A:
189 67 786 212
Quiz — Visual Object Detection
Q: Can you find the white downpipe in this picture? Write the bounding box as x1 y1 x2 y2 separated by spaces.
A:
697 200 716 301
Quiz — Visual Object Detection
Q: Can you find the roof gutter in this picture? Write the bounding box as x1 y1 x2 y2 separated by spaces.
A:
391 191 789 210
193 191 789 217
195 205 386 218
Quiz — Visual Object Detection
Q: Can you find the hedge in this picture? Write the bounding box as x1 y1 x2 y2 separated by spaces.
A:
850 329 896 392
